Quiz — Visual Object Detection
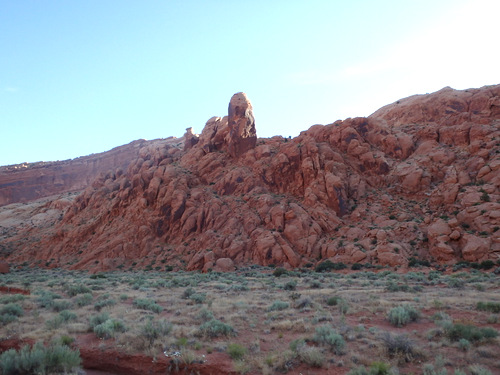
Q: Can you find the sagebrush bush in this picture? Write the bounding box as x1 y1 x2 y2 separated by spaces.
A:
89 312 110 329
227 343 247 360
0 294 25 304
140 319 172 345
476 301 500 313
267 300 289 312
297 345 325 367
387 305 419 327
199 319 234 338
94 318 127 339
66 284 92 297
0 342 81 375
313 325 345 354
75 293 93 307
133 298 163 313
444 322 498 342
380 332 415 361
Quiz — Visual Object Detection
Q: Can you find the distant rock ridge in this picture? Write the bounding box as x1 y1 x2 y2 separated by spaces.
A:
1 86 499 271
0 138 182 207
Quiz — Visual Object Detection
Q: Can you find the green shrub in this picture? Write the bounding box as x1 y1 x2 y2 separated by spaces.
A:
444 323 498 342
297 346 325 367
133 298 163 313
351 263 363 270
0 303 23 317
387 305 419 327
94 298 116 311
315 260 346 272
267 300 289 312
227 343 247 360
0 342 81 375
52 300 72 312
196 308 214 322
312 325 345 354
273 267 288 277
94 318 126 339
140 319 173 345
66 284 92 297
89 312 110 329
326 296 342 306
189 293 206 304
0 294 25 304
199 319 234 338
283 280 297 290
476 301 500 313
75 293 93 307
380 332 415 361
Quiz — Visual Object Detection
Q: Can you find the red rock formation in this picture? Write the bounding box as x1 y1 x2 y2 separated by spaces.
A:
0 261 9 274
2 86 499 271
0 138 182 207
227 92 257 158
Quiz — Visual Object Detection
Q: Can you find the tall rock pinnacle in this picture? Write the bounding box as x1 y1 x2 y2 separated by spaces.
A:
227 92 257 158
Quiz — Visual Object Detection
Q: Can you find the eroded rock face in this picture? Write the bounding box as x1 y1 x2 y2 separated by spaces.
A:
2 86 499 271
0 139 182 207
227 92 256 158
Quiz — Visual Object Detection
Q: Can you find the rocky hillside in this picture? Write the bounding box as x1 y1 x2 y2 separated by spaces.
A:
0 138 181 207
1 87 499 272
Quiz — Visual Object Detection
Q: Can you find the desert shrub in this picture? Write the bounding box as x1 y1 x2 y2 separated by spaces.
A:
380 332 415 361
446 277 465 289
94 298 116 311
65 283 92 297
295 297 313 309
296 345 325 367
351 263 364 270
89 312 110 329
444 323 498 342
52 300 72 312
267 300 289 312
273 267 288 277
283 280 297 290
140 319 173 345
182 287 196 299
387 305 419 327
458 338 471 351
94 318 126 339
0 342 81 375
0 294 25 304
476 301 500 313
46 310 77 330
189 293 206 304
408 257 431 268
75 293 93 307
348 362 392 375
315 260 346 272
199 319 234 338
0 303 23 325
35 290 62 309
0 303 23 318
479 260 495 270
326 296 342 306
227 343 247 360
313 325 345 354
468 365 492 375
196 308 214 322
385 281 411 292
133 298 163 313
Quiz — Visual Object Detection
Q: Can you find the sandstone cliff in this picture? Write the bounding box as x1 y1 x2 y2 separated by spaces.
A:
0 138 182 207
1 85 499 271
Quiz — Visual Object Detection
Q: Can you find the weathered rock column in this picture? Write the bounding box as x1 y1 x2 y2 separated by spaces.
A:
227 92 257 157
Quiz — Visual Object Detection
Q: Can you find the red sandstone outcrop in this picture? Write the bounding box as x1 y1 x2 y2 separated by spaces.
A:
0 261 9 274
0 138 182 207
1 86 499 271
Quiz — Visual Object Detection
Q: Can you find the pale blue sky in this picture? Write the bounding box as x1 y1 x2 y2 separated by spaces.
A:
1 0 499 166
